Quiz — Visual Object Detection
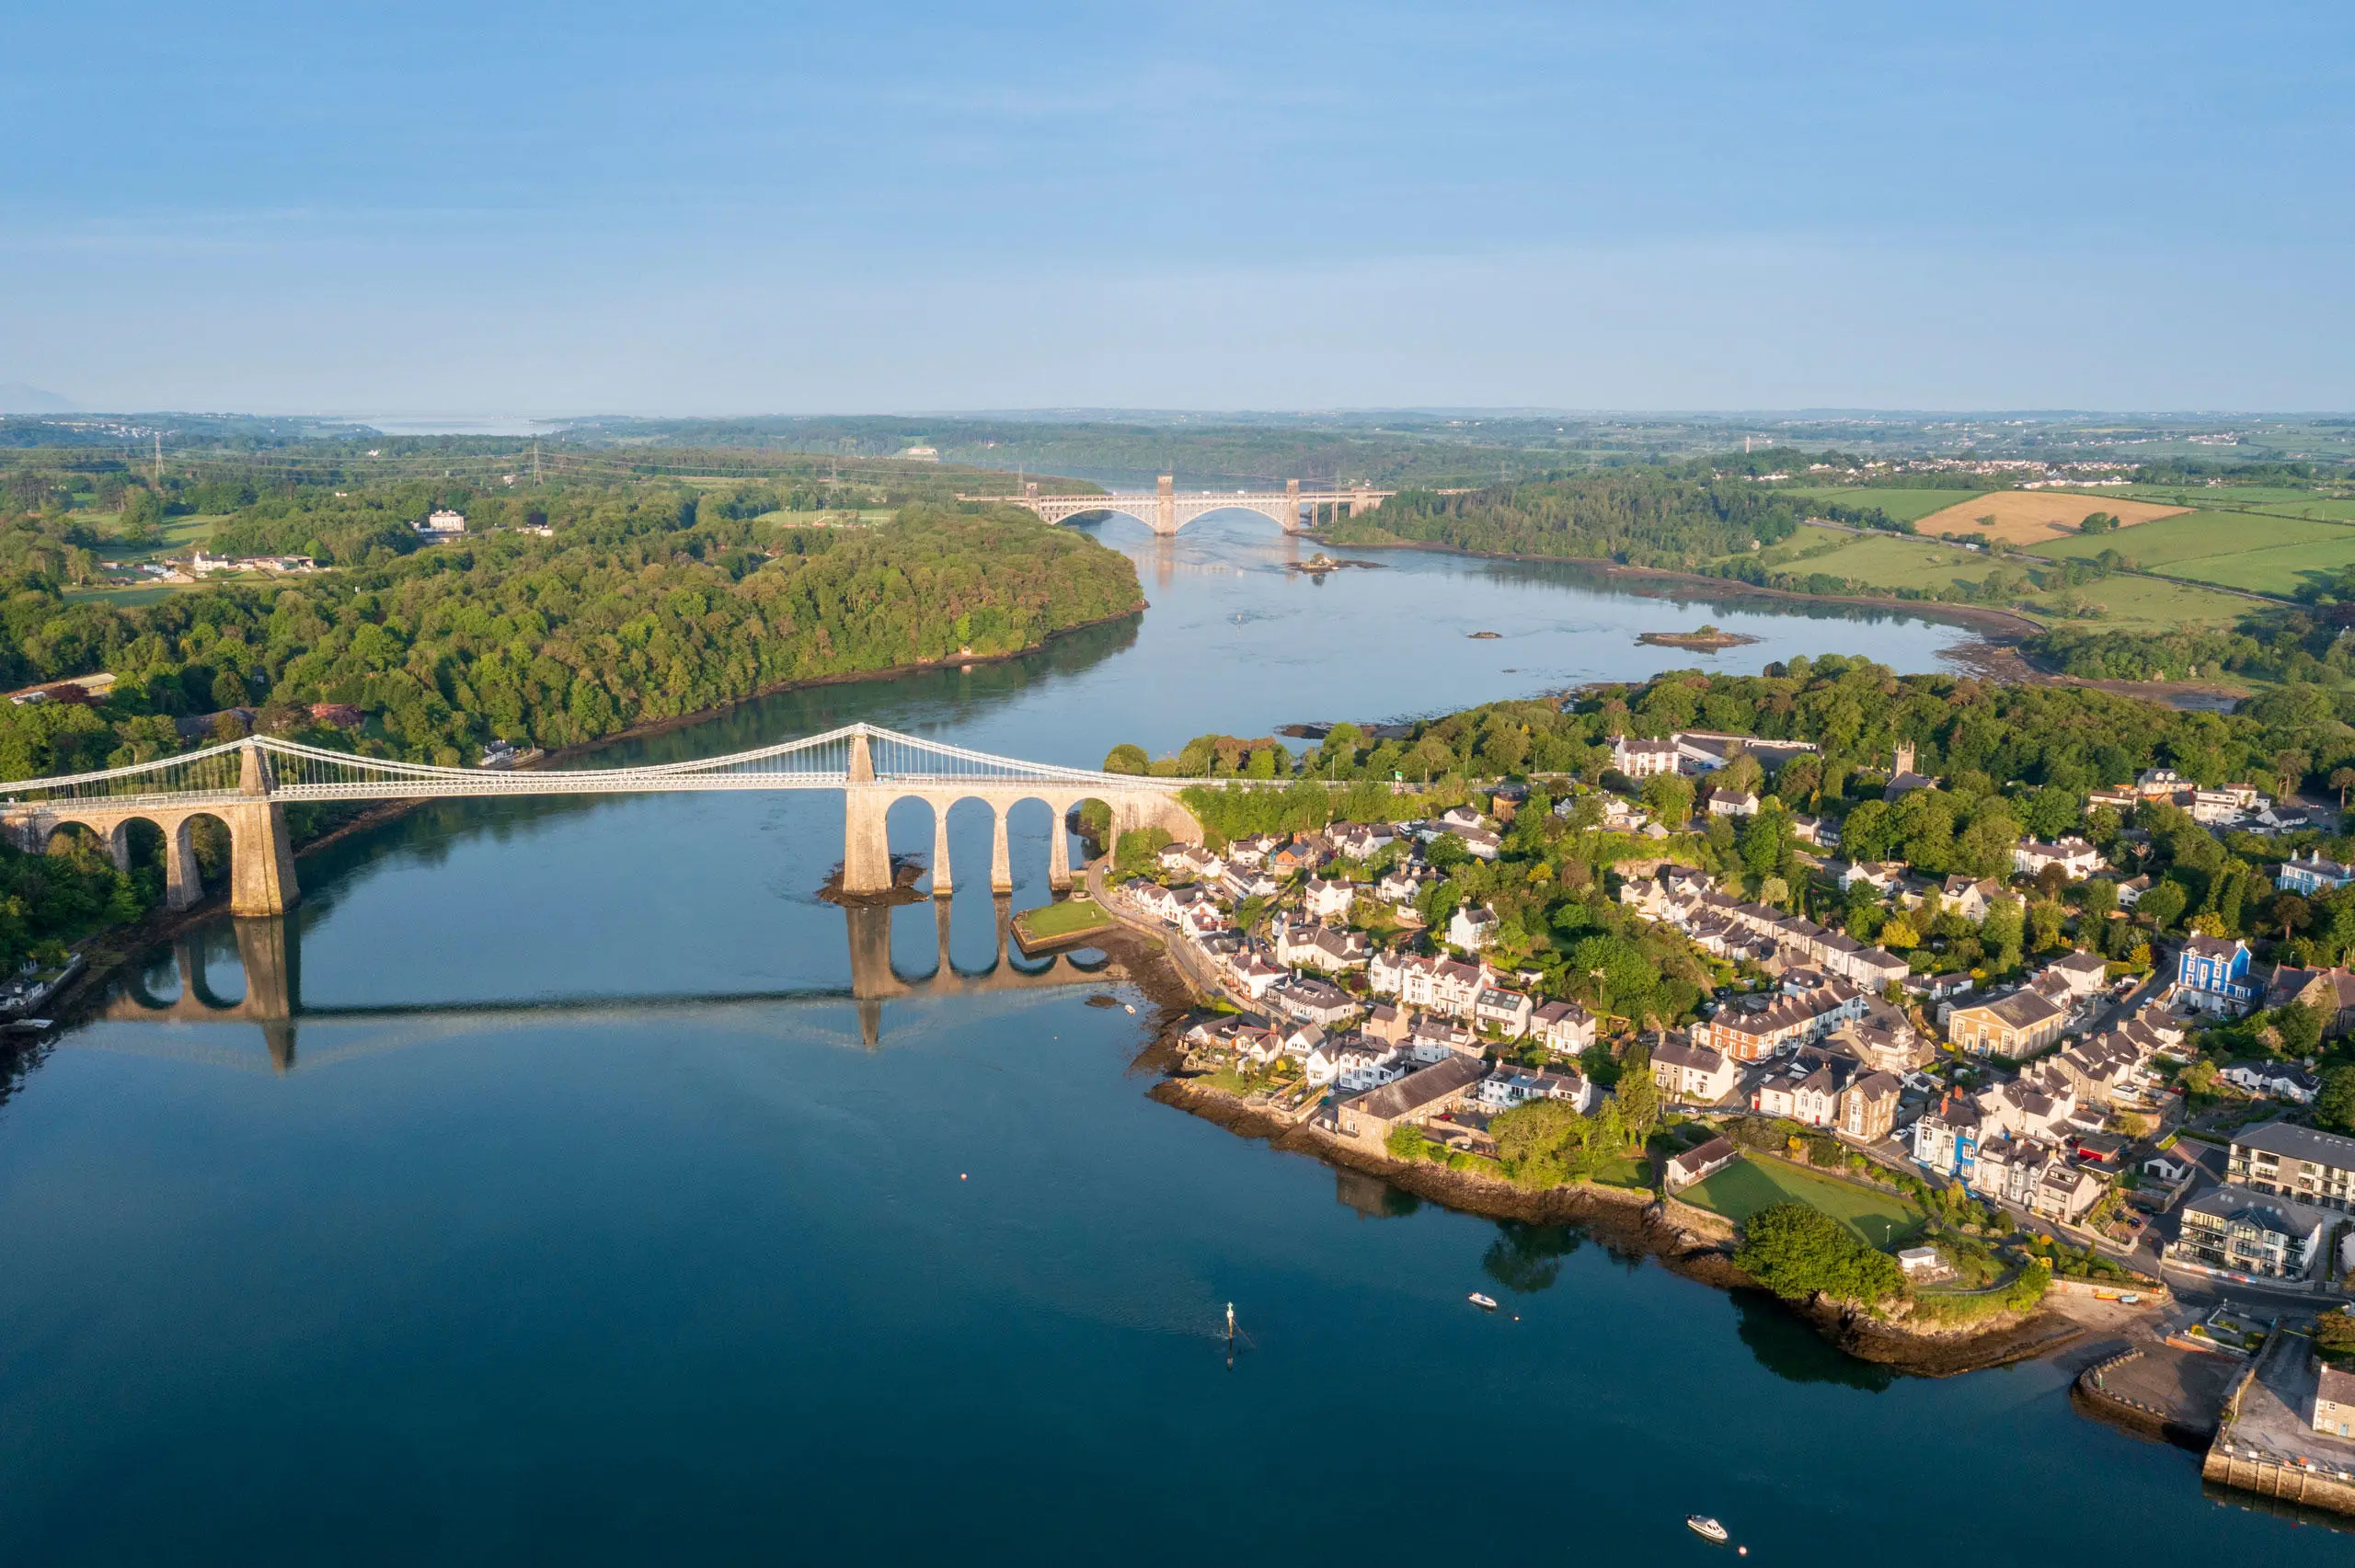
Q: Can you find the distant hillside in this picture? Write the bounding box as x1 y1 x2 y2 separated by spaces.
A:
0 383 76 414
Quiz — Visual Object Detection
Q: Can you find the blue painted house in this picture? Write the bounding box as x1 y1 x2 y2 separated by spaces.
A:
2177 934 2256 1016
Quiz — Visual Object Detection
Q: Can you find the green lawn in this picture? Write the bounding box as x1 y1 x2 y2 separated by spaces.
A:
1013 898 1113 941
1777 486 1991 523
1682 1154 1925 1248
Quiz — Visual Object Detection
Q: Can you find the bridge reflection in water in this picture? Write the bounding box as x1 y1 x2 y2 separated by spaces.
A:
87 896 1124 1072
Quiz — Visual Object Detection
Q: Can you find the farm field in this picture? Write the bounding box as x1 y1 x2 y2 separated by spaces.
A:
1913 490 2187 545
2165 536 2355 597
1679 1154 1924 1248
1776 486 1988 523
2100 484 2355 516
2035 573 2257 631
1748 526 2002 593
2038 510 2324 567
1737 525 2257 627
2039 510 2355 597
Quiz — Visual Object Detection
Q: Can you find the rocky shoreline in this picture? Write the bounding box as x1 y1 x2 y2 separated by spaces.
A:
1147 1073 2079 1379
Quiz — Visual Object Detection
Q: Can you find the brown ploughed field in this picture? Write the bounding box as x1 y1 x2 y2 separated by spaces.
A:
1915 491 2188 546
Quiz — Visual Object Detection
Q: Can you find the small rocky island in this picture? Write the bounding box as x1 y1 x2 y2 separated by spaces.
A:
1637 624 1761 651
1290 552 1384 575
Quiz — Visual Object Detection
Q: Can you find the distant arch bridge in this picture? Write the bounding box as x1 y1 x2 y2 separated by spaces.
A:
963 475 1394 536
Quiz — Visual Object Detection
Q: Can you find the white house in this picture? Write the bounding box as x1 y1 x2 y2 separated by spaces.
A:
1226 952 1287 998
1448 903 1499 952
1529 998 1597 1056
416 508 467 535
2013 837 2102 880
1302 876 1356 921
2222 1061 2322 1104
1610 735 1680 778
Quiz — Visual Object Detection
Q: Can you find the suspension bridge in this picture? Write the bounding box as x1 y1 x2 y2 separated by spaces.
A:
0 723 1209 916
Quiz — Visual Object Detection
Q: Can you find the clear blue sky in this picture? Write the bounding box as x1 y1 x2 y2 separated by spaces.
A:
4 1 2350 415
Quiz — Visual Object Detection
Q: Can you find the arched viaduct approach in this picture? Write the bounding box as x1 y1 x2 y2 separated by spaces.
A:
0 723 1216 917
963 476 1395 536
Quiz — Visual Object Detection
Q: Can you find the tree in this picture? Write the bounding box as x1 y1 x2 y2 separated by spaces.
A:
1102 743 1148 774
1880 913 1922 950
2137 879 2188 932
2273 1001 2324 1059
2270 892 2312 944
1386 1124 1430 1162
2332 766 2355 808
1981 897 2026 973
1641 773 1694 828
2317 1066 2355 1134
1733 1202 1904 1304
1614 1072 1661 1146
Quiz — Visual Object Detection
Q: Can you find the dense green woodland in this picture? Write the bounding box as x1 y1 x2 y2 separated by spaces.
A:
0 505 1139 777
1327 469 1809 566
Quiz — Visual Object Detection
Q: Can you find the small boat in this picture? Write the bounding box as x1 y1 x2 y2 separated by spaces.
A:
1686 1516 1729 1544
1122 1003 1135 1014
1468 1292 1499 1310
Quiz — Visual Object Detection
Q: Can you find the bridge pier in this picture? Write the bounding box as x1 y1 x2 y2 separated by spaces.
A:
931 810 954 896
990 807 1014 893
225 802 300 918
841 786 897 896
1048 815 1072 891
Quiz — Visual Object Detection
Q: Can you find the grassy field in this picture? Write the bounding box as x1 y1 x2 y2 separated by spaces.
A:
93 513 224 565
2031 574 2260 631
2165 536 2355 596
1913 491 2187 546
1682 1154 1924 1248
2039 509 2355 597
1749 526 2004 593
1777 486 1989 523
1012 898 1113 943
2101 484 2355 516
63 583 184 607
1738 524 2259 628
2038 509 2317 567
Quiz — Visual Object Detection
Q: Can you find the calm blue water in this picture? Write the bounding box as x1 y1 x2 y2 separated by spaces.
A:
0 517 2339 1562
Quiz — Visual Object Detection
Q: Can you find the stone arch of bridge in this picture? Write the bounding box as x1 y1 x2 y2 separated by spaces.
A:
4 796 299 916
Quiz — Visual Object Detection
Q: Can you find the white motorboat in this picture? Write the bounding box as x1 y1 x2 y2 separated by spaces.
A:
1467 1292 1499 1310
1686 1516 1729 1544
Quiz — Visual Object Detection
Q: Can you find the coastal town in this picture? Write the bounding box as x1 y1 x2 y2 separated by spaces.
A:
1088 713 2355 1513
